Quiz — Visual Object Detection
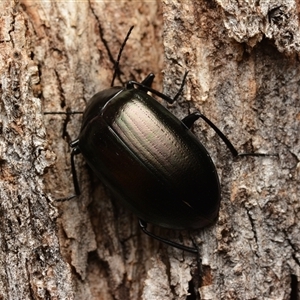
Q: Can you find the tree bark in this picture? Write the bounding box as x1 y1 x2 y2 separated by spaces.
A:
0 1 299 299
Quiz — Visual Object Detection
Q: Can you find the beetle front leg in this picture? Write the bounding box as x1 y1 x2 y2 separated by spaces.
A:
126 71 189 105
141 73 155 88
138 220 198 254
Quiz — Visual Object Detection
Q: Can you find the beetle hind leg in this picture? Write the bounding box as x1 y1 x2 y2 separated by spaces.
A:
138 220 198 254
70 139 82 196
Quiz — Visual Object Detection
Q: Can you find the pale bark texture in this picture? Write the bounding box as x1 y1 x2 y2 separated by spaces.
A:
0 1 299 300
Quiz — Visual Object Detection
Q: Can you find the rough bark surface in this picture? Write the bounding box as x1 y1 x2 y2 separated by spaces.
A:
0 1 299 300
162 1 300 299
0 0 73 299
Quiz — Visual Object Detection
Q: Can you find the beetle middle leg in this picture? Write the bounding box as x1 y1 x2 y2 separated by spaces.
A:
182 112 276 158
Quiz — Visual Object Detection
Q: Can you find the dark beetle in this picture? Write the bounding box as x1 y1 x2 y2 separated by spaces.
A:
69 27 269 253
71 78 220 228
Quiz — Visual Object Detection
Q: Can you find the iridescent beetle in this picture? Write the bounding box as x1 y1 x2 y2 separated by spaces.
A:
50 27 271 253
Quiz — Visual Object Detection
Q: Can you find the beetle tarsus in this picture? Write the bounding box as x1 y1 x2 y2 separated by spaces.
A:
139 220 198 254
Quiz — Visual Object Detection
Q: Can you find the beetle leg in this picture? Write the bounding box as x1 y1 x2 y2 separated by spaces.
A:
187 112 276 158
138 220 198 254
126 80 175 103
55 195 77 202
191 112 240 156
70 139 81 195
140 73 155 87
126 71 189 104
133 73 156 94
181 112 201 129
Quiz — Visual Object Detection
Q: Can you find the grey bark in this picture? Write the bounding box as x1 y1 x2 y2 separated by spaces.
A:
0 0 299 299
0 0 73 299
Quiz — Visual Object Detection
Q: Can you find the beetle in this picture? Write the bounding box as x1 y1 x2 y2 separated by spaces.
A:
66 27 270 253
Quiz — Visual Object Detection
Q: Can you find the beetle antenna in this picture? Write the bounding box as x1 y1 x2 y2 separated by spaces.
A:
111 26 134 87
172 71 189 102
